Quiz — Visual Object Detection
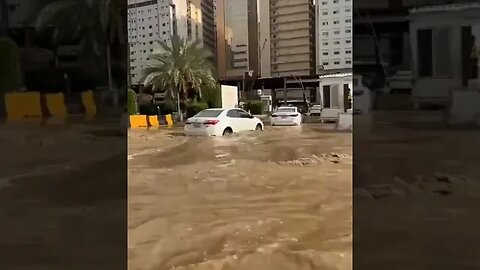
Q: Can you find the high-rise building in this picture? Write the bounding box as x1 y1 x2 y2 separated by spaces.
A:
200 0 216 60
259 0 316 77
127 0 215 85
215 0 258 79
316 0 353 73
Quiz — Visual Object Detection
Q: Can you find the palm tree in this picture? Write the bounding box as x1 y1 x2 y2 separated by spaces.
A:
35 0 125 107
142 35 217 122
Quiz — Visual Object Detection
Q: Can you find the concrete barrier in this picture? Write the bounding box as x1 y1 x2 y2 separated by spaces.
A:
337 113 353 131
449 90 480 125
4 92 43 120
45 93 68 118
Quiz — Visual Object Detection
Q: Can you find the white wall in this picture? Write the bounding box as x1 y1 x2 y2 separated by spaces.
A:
221 85 239 109
318 75 352 111
409 7 480 100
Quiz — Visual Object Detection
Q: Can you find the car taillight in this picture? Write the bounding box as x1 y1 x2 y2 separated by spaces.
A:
203 120 219 125
289 114 298 117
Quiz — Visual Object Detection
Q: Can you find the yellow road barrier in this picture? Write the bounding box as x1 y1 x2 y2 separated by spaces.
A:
130 115 148 128
5 92 42 120
165 114 173 127
81 90 96 118
148 115 159 127
45 93 68 118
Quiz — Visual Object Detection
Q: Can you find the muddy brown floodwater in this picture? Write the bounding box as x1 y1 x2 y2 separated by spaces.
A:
128 124 352 270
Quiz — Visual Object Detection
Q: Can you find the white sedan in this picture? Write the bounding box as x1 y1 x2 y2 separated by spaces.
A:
270 106 302 126
184 108 264 136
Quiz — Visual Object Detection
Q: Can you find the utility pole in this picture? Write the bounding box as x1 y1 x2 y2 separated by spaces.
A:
283 77 287 105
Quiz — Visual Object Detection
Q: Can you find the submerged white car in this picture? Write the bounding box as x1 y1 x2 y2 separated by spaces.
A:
184 108 264 136
270 106 302 126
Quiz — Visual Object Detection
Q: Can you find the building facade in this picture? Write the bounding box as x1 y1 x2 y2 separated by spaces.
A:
215 0 258 79
128 0 214 85
315 0 353 73
259 0 316 77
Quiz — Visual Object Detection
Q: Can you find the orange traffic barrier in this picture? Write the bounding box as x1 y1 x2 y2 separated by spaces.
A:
4 92 42 120
129 115 148 128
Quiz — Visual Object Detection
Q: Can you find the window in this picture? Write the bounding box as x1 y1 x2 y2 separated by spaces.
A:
417 27 451 77
345 29 351 33
346 60 352 64
334 0 339 3
334 51 340 55
333 10 339 14
334 60 340 64
323 42 329 45
345 18 352 23
323 61 329 66
334 40 340 45
322 32 328 36
322 1 327 5
346 39 351 44
334 30 340 34
345 49 352 54
323 51 329 56
227 109 241 118
334 20 339 24
149 33 153 36
345 8 351 12
322 11 328 15
149 25 152 29
417 29 434 77
322 21 328 26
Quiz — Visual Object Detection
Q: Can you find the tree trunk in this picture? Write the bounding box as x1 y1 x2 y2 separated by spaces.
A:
177 84 183 122
106 44 118 108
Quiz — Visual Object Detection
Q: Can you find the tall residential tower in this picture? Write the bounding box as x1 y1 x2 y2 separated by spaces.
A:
259 0 316 77
127 0 215 85
316 0 353 73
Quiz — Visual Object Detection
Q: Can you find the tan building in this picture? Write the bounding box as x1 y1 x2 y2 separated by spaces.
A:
259 0 316 77
215 0 259 79
200 0 216 59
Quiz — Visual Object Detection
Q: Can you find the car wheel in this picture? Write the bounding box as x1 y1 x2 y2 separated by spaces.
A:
255 124 263 131
222 127 233 136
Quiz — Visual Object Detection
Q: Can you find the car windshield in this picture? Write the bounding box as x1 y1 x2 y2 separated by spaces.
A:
276 108 296 113
194 109 223 118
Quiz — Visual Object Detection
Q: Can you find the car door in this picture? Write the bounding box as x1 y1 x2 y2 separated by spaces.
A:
226 109 242 132
237 109 256 131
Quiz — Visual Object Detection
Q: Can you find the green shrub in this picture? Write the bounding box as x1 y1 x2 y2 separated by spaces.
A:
127 88 137 115
244 100 264 115
186 102 209 118
158 100 176 115
0 38 22 92
138 103 160 115
201 84 222 108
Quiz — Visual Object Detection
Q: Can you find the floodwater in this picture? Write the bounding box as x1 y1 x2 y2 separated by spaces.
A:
128 124 352 270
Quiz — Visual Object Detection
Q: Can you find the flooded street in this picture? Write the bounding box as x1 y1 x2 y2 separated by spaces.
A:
128 125 352 270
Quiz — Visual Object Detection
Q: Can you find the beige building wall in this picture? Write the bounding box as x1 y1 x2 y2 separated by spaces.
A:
269 0 316 77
